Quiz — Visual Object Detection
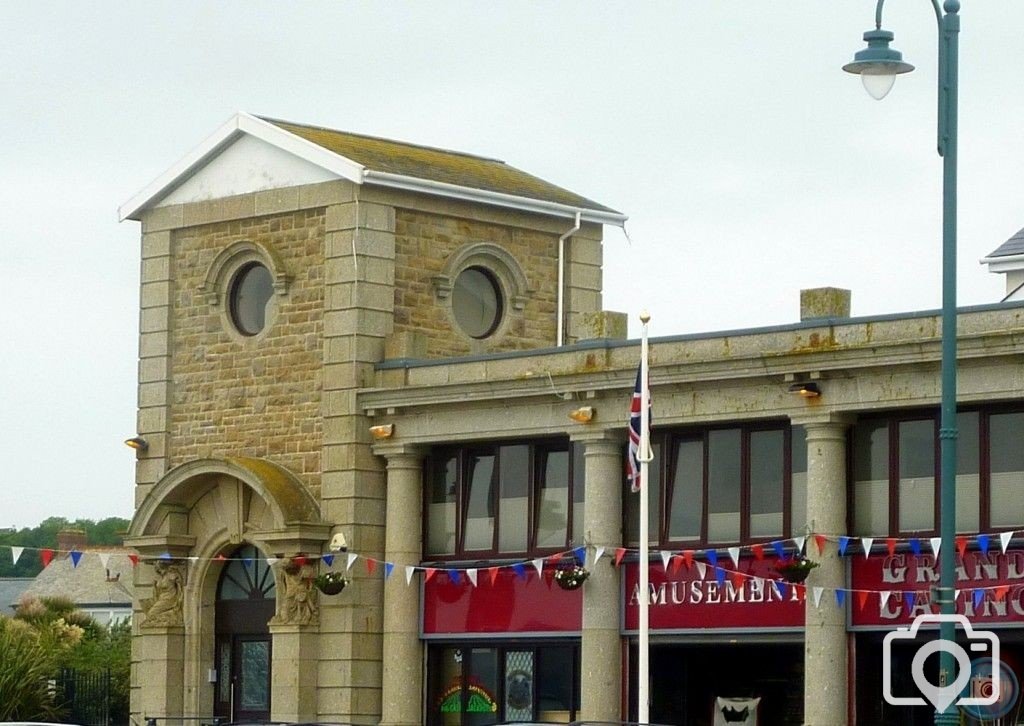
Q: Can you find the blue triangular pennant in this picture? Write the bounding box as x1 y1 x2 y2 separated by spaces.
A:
384 562 395 579
909 539 921 556
715 567 726 585
706 550 719 568
835 589 847 607
979 534 991 555
512 563 526 580
973 589 985 610
243 557 254 568
775 581 788 600
160 552 172 561
772 541 786 559
70 551 83 568
573 546 586 564
838 536 850 557
322 554 335 567
449 569 462 585
904 591 915 610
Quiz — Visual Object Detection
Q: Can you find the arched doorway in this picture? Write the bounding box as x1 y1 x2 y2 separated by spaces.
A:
214 544 276 722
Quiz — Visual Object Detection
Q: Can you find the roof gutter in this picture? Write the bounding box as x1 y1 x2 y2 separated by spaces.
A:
980 252 1024 272
361 169 627 227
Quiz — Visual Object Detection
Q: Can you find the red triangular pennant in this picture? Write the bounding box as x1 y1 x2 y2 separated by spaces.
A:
995 585 1010 602
487 567 500 586
614 548 627 567
669 555 684 576
365 559 377 575
683 550 694 568
128 554 139 566
857 590 870 611
729 570 745 590
41 549 54 567
956 535 968 558
886 538 897 557
751 544 764 561
424 567 437 582
548 552 564 565
814 534 827 556
293 555 308 568
215 553 227 561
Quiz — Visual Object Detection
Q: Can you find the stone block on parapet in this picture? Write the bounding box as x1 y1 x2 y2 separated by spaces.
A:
384 331 427 360
579 310 627 341
297 180 355 209
253 187 301 216
181 194 256 228
326 202 396 233
140 205 184 233
141 230 172 258
800 287 851 321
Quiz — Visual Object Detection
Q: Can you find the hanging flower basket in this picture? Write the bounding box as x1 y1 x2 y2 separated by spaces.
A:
314 571 348 595
553 564 589 591
773 556 819 584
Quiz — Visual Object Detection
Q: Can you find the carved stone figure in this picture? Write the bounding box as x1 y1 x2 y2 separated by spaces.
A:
272 560 318 625
142 560 185 628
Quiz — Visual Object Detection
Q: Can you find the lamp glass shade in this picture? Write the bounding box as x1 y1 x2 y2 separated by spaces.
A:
861 71 898 100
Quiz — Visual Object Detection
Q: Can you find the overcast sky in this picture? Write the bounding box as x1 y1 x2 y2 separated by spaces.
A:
2 2 1023 529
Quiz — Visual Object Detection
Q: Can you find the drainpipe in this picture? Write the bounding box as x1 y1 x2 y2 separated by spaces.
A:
557 211 582 347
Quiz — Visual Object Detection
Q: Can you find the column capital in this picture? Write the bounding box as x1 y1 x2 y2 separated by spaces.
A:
372 442 428 463
790 410 856 430
570 428 626 447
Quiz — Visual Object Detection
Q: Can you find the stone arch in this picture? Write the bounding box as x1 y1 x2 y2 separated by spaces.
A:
199 239 292 308
432 241 531 311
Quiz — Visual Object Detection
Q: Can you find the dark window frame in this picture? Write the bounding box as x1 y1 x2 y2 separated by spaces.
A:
424 439 582 560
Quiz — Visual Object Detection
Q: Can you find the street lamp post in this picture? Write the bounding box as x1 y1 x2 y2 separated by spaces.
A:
844 2 960 725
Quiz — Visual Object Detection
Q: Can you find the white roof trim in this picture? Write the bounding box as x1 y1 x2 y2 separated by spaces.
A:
362 170 627 227
120 112 626 226
118 112 366 221
980 252 1024 272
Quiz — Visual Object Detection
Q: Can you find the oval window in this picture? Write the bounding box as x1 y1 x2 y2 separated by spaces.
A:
229 263 274 336
452 266 503 338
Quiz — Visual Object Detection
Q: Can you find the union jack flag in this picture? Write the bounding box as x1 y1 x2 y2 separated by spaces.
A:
627 364 651 493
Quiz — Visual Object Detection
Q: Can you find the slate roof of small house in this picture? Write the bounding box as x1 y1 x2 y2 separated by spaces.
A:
259 116 618 214
0 577 33 615
984 227 1024 259
20 549 134 607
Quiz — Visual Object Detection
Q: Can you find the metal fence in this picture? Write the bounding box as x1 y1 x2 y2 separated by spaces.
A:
56 667 111 726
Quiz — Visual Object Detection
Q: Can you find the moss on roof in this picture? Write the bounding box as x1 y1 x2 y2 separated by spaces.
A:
260 117 618 214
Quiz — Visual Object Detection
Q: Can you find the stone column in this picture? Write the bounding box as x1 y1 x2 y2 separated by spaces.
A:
575 431 625 722
800 415 852 726
376 444 427 726
268 622 319 720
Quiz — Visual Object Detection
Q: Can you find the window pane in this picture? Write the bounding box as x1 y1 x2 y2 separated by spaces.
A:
854 422 889 535
571 443 585 546
750 430 785 538
239 640 270 709
428 455 458 555
466 648 500 726
499 446 529 552
537 646 574 721
504 651 534 722
956 412 980 533
668 439 702 540
429 646 463 726
899 420 935 532
536 450 570 548
791 426 807 536
707 429 741 543
464 453 496 551
991 412 1024 528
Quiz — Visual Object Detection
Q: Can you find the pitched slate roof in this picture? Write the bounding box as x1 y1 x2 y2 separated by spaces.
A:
21 550 133 607
0 577 33 615
984 227 1024 259
260 117 618 214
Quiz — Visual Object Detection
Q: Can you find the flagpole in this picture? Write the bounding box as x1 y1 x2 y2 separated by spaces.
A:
638 310 651 723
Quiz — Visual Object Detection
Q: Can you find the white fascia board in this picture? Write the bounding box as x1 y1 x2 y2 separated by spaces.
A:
362 170 627 227
979 252 1024 272
119 112 366 222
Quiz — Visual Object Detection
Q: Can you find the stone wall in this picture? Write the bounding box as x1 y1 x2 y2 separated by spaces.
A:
393 209 560 356
168 209 326 496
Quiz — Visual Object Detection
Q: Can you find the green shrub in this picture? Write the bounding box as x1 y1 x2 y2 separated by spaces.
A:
0 617 64 721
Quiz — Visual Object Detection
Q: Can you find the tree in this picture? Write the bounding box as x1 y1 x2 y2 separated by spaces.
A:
0 516 131 577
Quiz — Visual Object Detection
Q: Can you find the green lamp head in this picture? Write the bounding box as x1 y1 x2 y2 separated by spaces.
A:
843 29 915 100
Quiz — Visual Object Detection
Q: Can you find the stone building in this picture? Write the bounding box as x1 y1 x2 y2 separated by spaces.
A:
122 113 1024 725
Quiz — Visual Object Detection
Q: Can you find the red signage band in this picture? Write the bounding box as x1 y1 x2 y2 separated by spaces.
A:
422 566 582 636
622 559 805 633
850 549 1024 629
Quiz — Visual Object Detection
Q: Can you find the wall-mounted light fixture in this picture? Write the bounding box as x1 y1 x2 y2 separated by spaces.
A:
788 382 821 398
369 424 395 440
568 406 595 424
124 436 149 451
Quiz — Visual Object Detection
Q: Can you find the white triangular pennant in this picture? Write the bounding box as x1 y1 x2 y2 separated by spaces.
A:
466 568 478 587
794 536 806 554
1001 531 1014 554
660 550 672 571
10 546 23 565
695 561 707 579
346 552 358 571
265 556 279 567
880 590 891 610
532 558 544 576
727 546 741 568
813 587 824 608
594 546 605 565
98 552 111 569
405 566 415 586
188 556 199 563
862 537 875 558
955 589 961 602
929 538 942 558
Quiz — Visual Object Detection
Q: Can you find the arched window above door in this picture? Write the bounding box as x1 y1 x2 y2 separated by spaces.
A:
217 544 276 601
